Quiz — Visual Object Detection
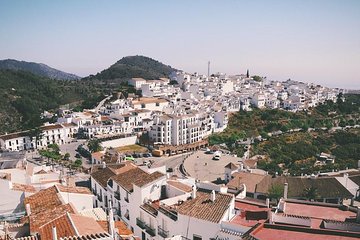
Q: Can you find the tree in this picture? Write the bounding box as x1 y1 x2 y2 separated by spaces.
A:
87 139 103 153
303 186 319 201
28 127 43 149
64 152 70 160
252 75 262 82
268 184 284 203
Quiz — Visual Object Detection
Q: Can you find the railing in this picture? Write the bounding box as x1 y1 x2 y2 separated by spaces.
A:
136 217 146 229
145 224 156 237
116 209 121 217
114 192 120 200
158 226 169 238
97 194 103 202
159 204 178 221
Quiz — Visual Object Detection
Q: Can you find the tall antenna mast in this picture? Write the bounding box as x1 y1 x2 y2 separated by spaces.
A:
208 61 210 77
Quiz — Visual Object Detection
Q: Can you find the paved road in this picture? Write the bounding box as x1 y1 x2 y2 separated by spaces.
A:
93 95 112 113
150 153 192 177
58 140 90 168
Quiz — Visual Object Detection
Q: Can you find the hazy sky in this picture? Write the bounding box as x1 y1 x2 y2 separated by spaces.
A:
1 0 359 89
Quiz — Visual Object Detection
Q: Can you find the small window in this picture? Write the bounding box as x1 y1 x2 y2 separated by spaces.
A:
193 235 202 240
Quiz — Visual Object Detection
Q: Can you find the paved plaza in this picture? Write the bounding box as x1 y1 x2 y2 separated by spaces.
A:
183 150 242 182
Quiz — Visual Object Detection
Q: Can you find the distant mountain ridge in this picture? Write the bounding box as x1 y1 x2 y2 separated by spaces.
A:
0 59 80 80
86 55 177 81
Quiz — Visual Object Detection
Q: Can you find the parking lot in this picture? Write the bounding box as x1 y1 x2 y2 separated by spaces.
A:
183 150 241 182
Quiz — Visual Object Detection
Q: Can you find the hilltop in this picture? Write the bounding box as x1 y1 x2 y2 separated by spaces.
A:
85 55 177 81
0 59 80 80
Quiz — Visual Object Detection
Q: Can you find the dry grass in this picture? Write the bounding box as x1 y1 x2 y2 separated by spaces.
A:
115 144 148 153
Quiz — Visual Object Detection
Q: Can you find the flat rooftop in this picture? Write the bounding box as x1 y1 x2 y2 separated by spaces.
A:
284 201 356 222
251 224 359 240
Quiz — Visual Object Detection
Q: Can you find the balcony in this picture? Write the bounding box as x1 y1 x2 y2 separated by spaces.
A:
114 192 120 201
145 224 156 237
159 204 178 221
116 209 121 217
158 226 169 238
136 218 146 229
97 194 103 202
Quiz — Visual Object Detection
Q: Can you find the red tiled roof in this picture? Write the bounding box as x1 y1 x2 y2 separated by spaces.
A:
175 190 233 223
250 223 360 240
227 172 267 193
37 213 76 240
30 204 76 234
24 186 63 216
12 183 36 193
167 180 192 192
56 185 92 195
283 201 356 222
97 220 133 236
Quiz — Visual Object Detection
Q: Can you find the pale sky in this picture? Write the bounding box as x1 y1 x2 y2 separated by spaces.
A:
0 0 359 89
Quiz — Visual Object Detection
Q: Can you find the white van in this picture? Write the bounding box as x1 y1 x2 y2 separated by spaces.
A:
213 151 221 160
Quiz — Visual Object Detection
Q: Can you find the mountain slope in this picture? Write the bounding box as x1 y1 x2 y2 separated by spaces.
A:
0 69 96 134
0 59 80 80
87 55 177 80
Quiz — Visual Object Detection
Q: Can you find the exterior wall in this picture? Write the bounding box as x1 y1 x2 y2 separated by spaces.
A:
100 136 137 148
58 191 94 212
271 213 311 227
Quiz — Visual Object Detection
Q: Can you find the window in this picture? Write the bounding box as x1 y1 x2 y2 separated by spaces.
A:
193 235 202 240
156 102 160 106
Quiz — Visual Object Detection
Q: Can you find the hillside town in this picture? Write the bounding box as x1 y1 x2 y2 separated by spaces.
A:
0 71 359 240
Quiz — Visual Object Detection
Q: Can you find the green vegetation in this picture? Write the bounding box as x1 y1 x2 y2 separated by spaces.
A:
268 184 284 203
39 143 62 163
87 139 103 153
85 55 177 81
209 94 360 176
0 69 105 134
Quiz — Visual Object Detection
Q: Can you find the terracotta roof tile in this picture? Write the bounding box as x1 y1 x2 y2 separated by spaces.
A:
12 183 37 193
24 186 63 216
167 180 192 192
56 185 92 195
111 168 164 192
255 176 354 199
30 204 76 234
225 162 238 170
175 190 233 223
97 220 133 236
227 172 267 193
37 213 76 240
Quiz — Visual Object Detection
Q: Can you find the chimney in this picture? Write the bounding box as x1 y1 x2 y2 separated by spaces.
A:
108 201 115 236
239 163 244 171
211 190 216 202
52 226 58 240
357 207 360 223
102 161 106 169
266 198 270 208
192 185 197 199
344 173 349 188
26 204 31 216
283 183 288 199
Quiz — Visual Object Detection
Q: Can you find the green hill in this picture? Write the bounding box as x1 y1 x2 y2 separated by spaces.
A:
86 55 177 81
0 59 80 80
0 69 100 134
